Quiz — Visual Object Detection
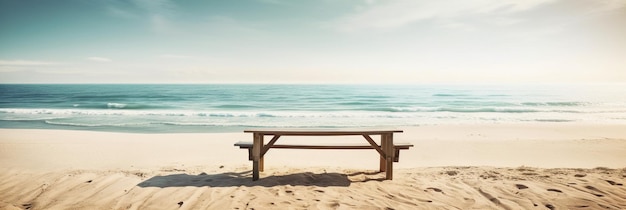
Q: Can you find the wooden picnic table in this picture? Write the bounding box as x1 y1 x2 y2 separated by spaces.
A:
241 129 405 181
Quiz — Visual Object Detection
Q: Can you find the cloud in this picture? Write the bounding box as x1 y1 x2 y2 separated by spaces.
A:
256 0 283 5
87 57 112 62
331 0 558 31
590 0 626 10
582 0 626 14
131 0 175 16
150 14 173 33
205 16 263 35
131 0 176 32
105 0 175 18
0 60 63 73
106 6 138 19
105 0 177 33
160 54 194 59
0 60 60 66
34 69 84 75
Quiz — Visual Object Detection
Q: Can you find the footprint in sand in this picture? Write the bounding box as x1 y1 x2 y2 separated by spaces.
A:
585 185 602 191
522 172 539 176
606 180 623 186
547 189 562 193
426 187 443 193
584 186 605 197
327 202 340 208
444 171 458 176
515 184 528 190
574 174 586 177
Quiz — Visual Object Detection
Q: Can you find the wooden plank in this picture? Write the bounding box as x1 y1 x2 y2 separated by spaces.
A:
394 149 400 162
234 141 413 149
384 133 394 180
261 135 281 156
380 136 387 172
260 135 265 172
252 133 263 180
236 144 412 149
244 129 403 136
362 135 385 158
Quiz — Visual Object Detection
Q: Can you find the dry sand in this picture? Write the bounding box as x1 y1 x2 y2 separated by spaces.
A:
1 123 625 209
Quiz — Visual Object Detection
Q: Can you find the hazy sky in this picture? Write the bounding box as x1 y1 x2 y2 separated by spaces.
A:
1 0 625 84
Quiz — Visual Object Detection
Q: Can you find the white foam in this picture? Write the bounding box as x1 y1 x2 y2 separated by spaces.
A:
107 103 127 109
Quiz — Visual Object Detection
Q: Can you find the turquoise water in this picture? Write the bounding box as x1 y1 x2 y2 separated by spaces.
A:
1 84 625 133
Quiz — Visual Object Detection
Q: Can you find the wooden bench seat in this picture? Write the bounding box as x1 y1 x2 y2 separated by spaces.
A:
234 141 413 162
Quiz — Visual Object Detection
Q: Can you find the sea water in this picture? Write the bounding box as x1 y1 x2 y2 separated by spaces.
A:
1 84 625 133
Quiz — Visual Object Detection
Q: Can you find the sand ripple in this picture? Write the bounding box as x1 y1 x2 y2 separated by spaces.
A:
1 166 624 209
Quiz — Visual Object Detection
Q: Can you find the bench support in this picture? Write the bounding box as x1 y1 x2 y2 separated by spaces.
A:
380 139 386 172
262 135 281 156
252 133 263 181
383 133 394 180
362 135 385 158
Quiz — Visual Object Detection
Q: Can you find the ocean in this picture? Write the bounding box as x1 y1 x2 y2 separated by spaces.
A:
1 84 625 133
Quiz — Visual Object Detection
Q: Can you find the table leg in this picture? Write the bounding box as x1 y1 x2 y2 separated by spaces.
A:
383 134 394 180
252 133 263 181
259 139 265 172
380 139 387 172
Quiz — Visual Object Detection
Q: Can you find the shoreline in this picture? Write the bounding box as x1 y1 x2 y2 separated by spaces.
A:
2 123 625 209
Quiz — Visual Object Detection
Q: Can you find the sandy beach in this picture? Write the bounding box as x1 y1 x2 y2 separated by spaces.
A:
1 123 625 209
3 0 626 208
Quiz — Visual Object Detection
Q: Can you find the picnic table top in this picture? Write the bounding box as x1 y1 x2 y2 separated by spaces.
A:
243 128 403 135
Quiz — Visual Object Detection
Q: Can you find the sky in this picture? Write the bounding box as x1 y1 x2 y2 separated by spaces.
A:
1 0 625 84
